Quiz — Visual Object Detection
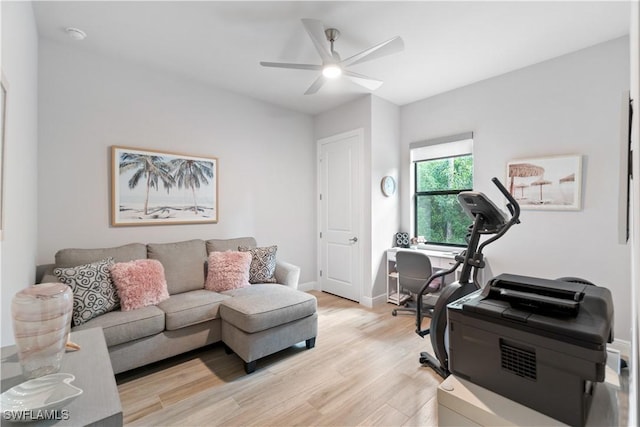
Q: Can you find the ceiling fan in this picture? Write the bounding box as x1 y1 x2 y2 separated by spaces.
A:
260 19 404 95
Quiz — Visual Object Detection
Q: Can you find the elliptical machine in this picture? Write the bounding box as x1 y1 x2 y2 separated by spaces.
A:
414 177 521 378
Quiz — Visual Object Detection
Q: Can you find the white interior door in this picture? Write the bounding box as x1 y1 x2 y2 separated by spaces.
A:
318 129 362 302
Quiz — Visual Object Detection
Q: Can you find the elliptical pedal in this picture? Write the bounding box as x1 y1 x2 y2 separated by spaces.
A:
420 351 449 378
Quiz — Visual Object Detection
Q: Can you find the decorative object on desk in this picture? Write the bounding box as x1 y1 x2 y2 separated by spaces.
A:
0 373 82 420
112 146 218 226
507 155 582 210
395 232 410 248
11 283 73 379
381 175 396 196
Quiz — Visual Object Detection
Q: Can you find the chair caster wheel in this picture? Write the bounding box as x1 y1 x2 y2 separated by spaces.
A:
392 310 397 316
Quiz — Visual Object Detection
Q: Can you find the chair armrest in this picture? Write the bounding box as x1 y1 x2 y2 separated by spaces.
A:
274 260 301 289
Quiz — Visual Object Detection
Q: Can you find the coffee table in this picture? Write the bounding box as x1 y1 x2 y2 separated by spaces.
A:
1 328 122 426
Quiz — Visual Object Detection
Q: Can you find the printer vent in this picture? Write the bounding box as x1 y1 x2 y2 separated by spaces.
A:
500 340 537 380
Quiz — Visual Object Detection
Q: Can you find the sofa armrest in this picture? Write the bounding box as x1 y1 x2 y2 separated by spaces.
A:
36 264 59 284
274 260 301 289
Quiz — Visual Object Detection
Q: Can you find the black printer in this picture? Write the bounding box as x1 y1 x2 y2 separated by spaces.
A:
447 273 614 427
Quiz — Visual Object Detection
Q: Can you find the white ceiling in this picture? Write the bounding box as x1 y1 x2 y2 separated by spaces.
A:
32 1 630 115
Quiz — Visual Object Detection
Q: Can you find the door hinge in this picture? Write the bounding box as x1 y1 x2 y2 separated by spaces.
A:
320 270 323 277
320 232 322 238
319 193 322 201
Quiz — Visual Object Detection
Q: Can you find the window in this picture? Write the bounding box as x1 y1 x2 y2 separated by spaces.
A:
411 134 473 247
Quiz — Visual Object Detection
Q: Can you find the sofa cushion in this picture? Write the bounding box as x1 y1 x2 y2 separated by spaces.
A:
54 258 120 326
147 239 207 294
55 243 147 268
72 305 165 347
220 284 317 333
157 290 230 330
205 251 251 292
206 237 256 253
109 259 170 311
239 245 278 284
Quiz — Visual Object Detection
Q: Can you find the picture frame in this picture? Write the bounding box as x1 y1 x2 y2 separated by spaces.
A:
506 154 582 210
111 146 218 226
0 73 8 239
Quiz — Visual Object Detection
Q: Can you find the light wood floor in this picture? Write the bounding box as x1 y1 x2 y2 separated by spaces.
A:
116 291 443 426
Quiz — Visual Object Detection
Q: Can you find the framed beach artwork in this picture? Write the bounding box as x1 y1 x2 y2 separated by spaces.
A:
506 155 582 211
111 146 218 226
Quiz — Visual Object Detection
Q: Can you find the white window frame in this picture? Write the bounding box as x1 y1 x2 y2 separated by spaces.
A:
410 132 474 250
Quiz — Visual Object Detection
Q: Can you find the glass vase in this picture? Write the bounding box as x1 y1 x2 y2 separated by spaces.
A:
11 283 73 379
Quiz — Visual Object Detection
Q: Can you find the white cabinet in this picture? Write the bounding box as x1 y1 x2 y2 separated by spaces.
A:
386 248 464 305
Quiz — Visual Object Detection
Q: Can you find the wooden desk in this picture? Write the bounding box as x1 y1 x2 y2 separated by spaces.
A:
1 328 123 426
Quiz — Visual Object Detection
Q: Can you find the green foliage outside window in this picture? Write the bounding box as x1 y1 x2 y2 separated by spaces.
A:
415 155 473 246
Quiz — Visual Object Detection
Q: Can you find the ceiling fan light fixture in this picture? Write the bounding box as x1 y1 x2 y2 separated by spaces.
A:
322 64 342 79
260 19 404 94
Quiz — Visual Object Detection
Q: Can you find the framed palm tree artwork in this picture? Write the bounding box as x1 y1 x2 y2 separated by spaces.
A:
111 146 218 226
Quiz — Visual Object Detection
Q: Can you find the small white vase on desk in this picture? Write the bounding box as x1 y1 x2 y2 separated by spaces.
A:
11 283 73 379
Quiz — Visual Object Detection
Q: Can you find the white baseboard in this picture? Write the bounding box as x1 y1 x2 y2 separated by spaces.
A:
359 296 373 308
360 293 387 308
372 293 388 306
610 338 631 359
298 281 318 292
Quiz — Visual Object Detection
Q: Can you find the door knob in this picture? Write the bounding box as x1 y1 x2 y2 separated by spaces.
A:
349 237 358 243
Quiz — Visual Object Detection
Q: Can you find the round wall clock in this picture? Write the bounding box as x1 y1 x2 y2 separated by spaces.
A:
381 176 396 197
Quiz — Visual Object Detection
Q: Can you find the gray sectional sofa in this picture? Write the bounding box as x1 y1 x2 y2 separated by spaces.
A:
37 237 318 374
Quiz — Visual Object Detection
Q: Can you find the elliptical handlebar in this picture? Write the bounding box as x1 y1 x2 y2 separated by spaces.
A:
415 261 462 336
491 177 520 225
476 178 521 254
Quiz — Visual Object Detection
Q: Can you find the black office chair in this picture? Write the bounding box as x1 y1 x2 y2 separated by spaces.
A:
391 250 444 318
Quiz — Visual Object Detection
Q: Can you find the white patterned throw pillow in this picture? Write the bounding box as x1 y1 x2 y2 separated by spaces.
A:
54 257 120 326
238 245 278 284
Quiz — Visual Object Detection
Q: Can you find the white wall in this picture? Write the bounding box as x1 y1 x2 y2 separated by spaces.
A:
37 40 316 286
370 97 400 299
0 2 40 346
401 37 632 341
628 1 639 422
314 95 401 304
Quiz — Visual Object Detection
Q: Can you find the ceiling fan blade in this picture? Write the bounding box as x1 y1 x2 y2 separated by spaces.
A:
340 36 404 67
260 62 322 71
343 70 383 91
301 19 333 62
304 75 326 95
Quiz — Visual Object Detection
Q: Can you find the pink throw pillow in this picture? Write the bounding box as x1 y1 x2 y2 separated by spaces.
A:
205 251 252 292
109 259 170 311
